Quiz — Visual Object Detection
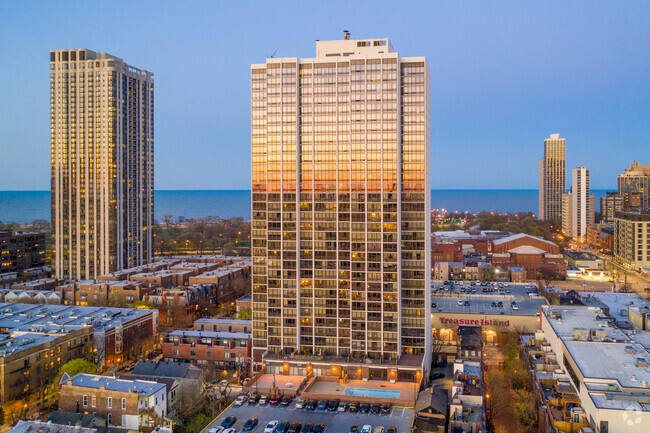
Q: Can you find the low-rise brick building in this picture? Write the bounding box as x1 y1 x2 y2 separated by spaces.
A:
0 325 94 404
58 373 166 430
162 330 251 365
56 280 154 306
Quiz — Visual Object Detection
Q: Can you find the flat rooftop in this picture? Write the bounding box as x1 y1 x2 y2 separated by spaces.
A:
68 373 164 395
194 318 251 325
167 329 249 340
542 306 628 341
582 292 650 322
0 303 154 333
565 340 650 389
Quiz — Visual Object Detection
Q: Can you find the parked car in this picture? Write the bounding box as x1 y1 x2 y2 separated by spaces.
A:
295 398 306 409
302 422 314 433
381 403 392 414
305 399 317 410
464 300 470 306
348 402 359 413
221 416 237 428
269 395 281 405
431 302 437 308
338 402 349 412
313 424 325 433
222 429 236 433
263 420 279 433
386 427 397 433
259 395 269 405
317 400 328 410
207 427 224 433
327 399 339 412
373 428 385 433
287 422 302 433
497 301 503 307
359 403 370 413
370 404 381 414
280 395 293 406
430 373 444 380
361 426 372 433
349 426 359 433
457 299 463 305
491 301 497 307
276 422 290 433
234 395 247 406
248 394 260 405
242 418 259 431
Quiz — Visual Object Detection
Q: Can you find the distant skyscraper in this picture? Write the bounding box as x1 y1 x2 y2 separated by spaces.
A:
618 161 650 211
600 192 624 224
562 167 594 242
251 34 430 378
50 49 154 280
538 133 566 221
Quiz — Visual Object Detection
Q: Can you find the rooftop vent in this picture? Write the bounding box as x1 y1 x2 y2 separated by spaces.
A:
636 358 649 368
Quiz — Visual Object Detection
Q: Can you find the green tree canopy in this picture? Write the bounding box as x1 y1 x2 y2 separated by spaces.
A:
57 358 97 384
131 300 155 309
237 307 252 320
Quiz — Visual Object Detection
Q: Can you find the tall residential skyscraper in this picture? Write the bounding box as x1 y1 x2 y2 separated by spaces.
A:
562 167 594 242
538 133 566 221
50 49 154 280
618 161 650 211
251 35 430 379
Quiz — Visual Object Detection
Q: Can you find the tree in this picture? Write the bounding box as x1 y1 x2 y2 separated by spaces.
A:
513 389 537 432
58 359 97 383
162 213 174 228
237 308 252 320
132 300 155 309
185 413 209 433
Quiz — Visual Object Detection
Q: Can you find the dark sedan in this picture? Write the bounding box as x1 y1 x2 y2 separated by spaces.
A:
327 399 339 412
242 418 258 431
370 403 381 414
359 403 369 413
348 402 359 413
313 424 325 433
220 416 236 428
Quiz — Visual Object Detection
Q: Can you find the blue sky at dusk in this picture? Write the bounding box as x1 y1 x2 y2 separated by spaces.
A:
0 0 648 191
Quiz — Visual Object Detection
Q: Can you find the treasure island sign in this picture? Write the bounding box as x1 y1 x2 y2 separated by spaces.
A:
438 316 510 327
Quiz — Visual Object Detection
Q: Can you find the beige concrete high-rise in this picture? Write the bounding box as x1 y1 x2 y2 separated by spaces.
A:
250 35 431 377
562 167 594 242
50 49 154 280
538 133 566 221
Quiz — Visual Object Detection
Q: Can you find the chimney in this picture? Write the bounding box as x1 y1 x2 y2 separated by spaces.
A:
344 30 350 40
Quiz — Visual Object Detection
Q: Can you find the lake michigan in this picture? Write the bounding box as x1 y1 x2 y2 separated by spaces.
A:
0 189 613 224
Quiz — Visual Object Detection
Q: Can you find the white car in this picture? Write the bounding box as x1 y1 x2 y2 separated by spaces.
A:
222 429 236 433
457 299 463 305
234 395 247 406
208 428 224 433
361 426 372 433
263 421 279 433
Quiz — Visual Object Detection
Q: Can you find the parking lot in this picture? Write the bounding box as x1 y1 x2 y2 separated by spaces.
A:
431 281 546 315
205 397 414 433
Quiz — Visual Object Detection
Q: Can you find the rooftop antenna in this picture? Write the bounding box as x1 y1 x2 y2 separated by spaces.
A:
269 50 277 58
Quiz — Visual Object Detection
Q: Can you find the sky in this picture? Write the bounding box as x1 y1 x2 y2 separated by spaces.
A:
0 0 649 191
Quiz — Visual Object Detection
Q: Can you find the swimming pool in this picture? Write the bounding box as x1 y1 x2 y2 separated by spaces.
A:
343 388 401 399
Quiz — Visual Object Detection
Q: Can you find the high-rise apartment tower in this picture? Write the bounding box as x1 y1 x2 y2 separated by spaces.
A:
251 35 430 379
50 49 154 280
538 133 566 221
618 161 650 211
562 167 594 242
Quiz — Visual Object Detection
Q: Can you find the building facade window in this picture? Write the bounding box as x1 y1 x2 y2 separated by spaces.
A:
121 398 126 409
107 397 112 408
